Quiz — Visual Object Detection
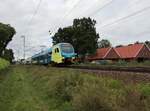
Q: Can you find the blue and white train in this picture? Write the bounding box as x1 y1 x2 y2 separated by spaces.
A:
31 43 76 65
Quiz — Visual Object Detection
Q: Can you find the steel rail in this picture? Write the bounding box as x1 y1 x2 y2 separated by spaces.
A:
63 65 150 73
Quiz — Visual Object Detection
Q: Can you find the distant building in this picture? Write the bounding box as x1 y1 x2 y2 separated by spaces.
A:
104 48 120 60
87 43 150 62
87 47 111 61
114 43 150 61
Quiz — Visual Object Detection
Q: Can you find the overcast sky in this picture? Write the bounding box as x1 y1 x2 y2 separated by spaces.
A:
0 0 150 59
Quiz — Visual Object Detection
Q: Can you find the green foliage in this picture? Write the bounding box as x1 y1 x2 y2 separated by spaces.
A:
124 60 150 67
108 79 122 89
48 73 83 102
98 39 112 48
145 41 150 48
115 60 127 66
141 60 150 66
118 87 145 111
0 58 9 70
128 60 138 65
0 66 150 111
72 84 113 111
2 49 14 63
138 84 150 97
52 17 99 57
0 23 16 57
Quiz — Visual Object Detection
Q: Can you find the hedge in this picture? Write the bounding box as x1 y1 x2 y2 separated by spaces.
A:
0 58 10 70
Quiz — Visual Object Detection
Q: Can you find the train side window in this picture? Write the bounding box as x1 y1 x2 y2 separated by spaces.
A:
57 48 59 53
48 52 52 56
54 48 59 53
55 49 57 53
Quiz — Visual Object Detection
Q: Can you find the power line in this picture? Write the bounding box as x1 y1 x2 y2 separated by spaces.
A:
89 0 114 17
21 35 26 59
27 0 42 29
51 0 113 33
98 6 150 29
63 0 81 19
24 0 43 40
51 0 81 33
21 0 43 58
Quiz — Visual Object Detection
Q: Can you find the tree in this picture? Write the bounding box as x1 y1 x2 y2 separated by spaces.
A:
115 45 124 48
134 41 141 44
98 39 111 48
2 49 14 63
53 26 74 45
0 23 16 57
52 17 99 58
145 41 150 48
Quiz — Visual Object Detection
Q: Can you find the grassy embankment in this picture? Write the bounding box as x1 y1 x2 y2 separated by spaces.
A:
0 58 10 70
0 65 150 111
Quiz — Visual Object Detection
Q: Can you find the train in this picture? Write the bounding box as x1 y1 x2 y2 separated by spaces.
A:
31 43 76 65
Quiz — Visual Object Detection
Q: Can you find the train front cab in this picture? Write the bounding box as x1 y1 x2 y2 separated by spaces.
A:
51 45 63 64
51 43 76 64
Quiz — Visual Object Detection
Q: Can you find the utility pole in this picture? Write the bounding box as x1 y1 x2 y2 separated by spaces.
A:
17 49 20 61
21 35 25 60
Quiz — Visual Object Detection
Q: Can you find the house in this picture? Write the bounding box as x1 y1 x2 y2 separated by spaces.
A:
114 43 150 61
104 48 120 60
87 47 111 61
87 43 150 62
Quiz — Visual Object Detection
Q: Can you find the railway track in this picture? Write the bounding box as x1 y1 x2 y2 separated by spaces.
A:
61 65 150 83
64 65 150 73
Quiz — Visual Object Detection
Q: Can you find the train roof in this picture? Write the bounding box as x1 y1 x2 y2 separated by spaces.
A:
51 43 73 49
53 43 72 47
32 48 52 58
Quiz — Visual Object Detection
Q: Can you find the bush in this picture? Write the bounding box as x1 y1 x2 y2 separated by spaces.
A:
47 73 83 102
138 84 150 97
72 83 114 111
0 58 10 70
142 60 150 66
118 86 150 111
127 60 139 66
28 67 150 111
115 60 127 66
107 79 122 89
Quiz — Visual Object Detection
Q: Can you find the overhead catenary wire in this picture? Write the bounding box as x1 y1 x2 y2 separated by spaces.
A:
20 0 43 58
50 0 82 34
24 0 43 41
27 0 42 31
53 0 117 33
89 0 114 17
98 6 150 29
51 0 113 34
22 0 150 57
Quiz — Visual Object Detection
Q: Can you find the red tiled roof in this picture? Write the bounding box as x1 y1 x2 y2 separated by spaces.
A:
114 44 144 59
88 47 111 60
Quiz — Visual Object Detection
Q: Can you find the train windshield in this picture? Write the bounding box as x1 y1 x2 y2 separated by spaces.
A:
61 44 74 53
